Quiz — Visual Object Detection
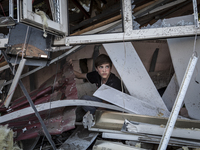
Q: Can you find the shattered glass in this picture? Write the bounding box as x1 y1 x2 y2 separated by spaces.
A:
141 17 194 29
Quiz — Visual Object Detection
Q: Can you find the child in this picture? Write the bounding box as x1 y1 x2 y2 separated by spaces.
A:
70 54 122 114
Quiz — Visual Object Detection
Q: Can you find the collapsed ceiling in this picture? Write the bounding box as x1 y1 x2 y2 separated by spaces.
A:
0 0 200 150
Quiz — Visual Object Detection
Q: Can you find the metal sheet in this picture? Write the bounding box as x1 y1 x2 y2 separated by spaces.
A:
16 107 76 141
59 126 98 150
7 23 51 59
91 110 200 132
0 100 131 124
9 56 48 66
93 140 146 150
66 25 200 45
102 132 140 141
122 119 200 140
103 42 168 111
94 84 169 117
162 74 179 111
0 17 15 27
139 135 200 148
167 36 200 119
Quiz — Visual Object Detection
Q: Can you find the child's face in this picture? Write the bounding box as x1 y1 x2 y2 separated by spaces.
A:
96 63 111 80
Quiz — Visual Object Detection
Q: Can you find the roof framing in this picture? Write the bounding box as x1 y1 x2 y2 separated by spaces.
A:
66 0 199 46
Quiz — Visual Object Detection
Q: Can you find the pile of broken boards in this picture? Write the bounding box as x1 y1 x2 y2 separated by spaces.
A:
0 63 200 150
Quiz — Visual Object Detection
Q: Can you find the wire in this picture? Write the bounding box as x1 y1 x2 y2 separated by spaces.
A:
0 3 6 17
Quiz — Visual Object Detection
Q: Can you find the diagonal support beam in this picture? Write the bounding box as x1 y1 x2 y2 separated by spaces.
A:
4 59 26 108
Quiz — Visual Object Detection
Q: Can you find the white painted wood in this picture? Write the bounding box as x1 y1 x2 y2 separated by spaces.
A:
103 42 168 110
162 74 179 111
93 84 169 117
0 100 131 123
167 37 200 119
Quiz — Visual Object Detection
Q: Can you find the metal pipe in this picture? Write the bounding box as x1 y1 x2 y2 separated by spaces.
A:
158 54 198 150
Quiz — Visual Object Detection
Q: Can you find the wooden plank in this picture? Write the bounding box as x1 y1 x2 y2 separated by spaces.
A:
71 15 121 36
70 0 160 36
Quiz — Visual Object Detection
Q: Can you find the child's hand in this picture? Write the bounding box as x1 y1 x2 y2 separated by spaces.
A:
68 59 73 66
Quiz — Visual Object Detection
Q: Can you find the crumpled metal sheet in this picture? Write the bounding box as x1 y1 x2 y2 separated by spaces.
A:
0 63 78 140
16 107 76 141
59 126 98 150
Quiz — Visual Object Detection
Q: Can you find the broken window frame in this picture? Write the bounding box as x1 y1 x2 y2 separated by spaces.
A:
20 0 68 36
65 0 200 46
